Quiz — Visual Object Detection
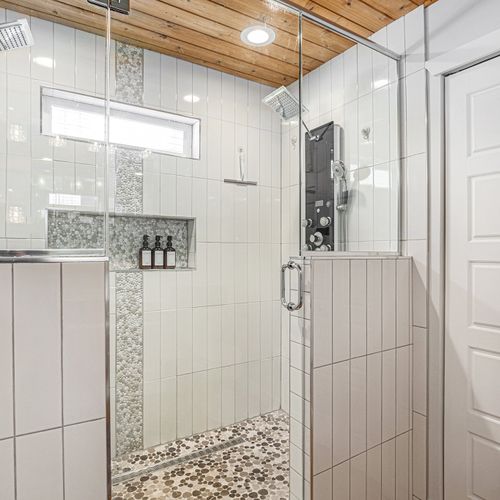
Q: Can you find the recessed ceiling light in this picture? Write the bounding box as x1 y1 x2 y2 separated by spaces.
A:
241 25 276 47
183 94 200 103
33 56 54 68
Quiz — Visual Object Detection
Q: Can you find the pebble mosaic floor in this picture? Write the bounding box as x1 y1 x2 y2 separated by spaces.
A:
112 411 290 499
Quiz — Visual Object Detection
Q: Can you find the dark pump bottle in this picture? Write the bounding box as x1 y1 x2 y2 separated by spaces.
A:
139 235 152 269
164 236 176 269
152 235 164 269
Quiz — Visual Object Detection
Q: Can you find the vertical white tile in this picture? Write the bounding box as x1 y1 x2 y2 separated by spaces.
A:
177 374 193 438
161 55 177 111
405 70 427 157
193 242 207 306
367 445 382 500
220 244 235 305
382 350 396 442
413 326 427 416
177 271 193 309
177 60 193 114
14 264 61 434
373 163 392 243
161 310 177 378
16 429 64 500
313 468 332 499
30 18 54 82
64 419 107 500
351 356 367 456
54 24 75 87
373 85 390 166
248 82 261 129
221 304 235 367
332 55 345 110
367 352 382 449
207 306 221 369
396 346 411 434
192 64 208 118
160 377 177 443
0 438 14 500
207 243 221 305
207 368 222 430
75 31 95 92
351 453 367 500
312 260 333 367
176 309 193 375
332 460 350 499
143 49 161 107
193 307 208 372
406 153 428 241
247 302 261 363
406 239 427 328
382 260 396 350
248 360 261 418
358 44 373 96
0 265 13 439
381 439 396 500
144 380 161 448
387 17 405 82
332 361 350 465
235 302 248 364
404 6 425 75
396 432 410 499
413 413 427 499
234 362 248 422
332 260 350 362
221 365 235 426
62 263 106 425
367 260 382 354
313 365 333 474
351 260 367 358
192 371 208 434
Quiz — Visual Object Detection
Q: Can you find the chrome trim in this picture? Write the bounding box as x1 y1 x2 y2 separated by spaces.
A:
223 179 258 186
280 260 303 311
272 0 402 61
0 250 108 263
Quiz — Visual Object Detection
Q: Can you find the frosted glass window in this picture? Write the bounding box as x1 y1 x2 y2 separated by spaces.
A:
41 87 200 159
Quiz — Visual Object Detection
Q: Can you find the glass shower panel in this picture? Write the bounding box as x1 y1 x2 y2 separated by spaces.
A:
109 3 302 499
0 3 109 256
298 23 401 255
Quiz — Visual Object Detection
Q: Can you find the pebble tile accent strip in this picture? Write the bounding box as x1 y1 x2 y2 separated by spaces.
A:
115 272 144 456
112 411 289 499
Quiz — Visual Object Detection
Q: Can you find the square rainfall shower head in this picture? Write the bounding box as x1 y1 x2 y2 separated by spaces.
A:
0 19 34 52
262 86 307 121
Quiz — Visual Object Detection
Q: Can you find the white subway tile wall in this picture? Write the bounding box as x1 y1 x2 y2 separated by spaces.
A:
0 262 107 500
302 257 412 500
109 38 284 454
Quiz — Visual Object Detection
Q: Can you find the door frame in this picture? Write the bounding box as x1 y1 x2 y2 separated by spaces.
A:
426 29 500 500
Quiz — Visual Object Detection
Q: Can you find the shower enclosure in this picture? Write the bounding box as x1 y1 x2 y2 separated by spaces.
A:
0 1 404 498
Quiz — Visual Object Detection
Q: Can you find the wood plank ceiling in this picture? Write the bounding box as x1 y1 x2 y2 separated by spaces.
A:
0 0 438 86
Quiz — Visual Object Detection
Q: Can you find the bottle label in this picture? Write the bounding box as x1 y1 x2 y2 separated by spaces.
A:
167 251 176 267
142 251 151 266
155 251 164 267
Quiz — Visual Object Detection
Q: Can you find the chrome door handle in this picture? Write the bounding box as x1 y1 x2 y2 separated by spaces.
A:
281 261 303 312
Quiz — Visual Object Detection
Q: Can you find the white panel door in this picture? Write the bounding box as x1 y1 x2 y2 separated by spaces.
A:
445 55 500 499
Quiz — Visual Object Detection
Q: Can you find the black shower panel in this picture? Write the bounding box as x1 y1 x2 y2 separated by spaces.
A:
303 121 336 251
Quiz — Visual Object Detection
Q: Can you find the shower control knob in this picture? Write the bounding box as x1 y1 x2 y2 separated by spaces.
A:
309 231 324 246
301 218 313 228
319 216 332 227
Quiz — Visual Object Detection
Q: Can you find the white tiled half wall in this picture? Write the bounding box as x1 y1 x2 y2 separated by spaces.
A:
288 256 412 500
0 262 108 500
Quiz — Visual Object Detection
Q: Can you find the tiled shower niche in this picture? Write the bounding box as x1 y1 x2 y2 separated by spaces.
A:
47 209 196 270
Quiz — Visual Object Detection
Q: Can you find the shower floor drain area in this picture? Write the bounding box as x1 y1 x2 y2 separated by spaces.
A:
112 411 289 499
112 436 245 485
